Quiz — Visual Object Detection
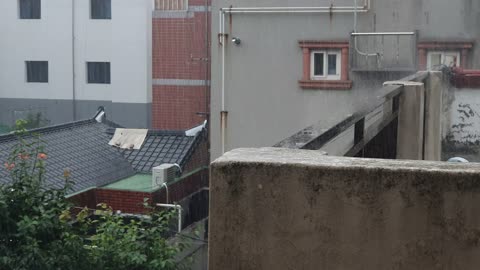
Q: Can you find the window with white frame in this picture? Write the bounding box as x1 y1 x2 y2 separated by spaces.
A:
427 51 460 69
310 50 341 80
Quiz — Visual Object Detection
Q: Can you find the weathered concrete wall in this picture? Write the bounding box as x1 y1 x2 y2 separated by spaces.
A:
210 147 480 270
442 83 480 162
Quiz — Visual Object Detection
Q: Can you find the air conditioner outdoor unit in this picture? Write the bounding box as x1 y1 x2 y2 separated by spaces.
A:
152 164 178 189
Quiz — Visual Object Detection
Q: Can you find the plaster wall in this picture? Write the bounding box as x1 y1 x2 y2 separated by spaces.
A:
210 0 480 159
442 85 480 162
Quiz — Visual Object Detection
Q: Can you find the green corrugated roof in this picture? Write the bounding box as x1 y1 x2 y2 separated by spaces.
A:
103 166 209 193
104 174 153 192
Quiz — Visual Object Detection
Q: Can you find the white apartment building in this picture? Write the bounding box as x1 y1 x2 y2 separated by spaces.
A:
0 0 153 128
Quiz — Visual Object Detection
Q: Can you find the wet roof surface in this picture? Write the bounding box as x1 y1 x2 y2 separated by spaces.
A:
0 120 204 194
119 130 200 174
0 120 135 194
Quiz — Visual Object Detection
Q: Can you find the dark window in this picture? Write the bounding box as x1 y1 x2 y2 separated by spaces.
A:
19 0 41 19
87 62 111 84
91 0 111 19
26 61 48 83
313 53 324 76
328 54 337 75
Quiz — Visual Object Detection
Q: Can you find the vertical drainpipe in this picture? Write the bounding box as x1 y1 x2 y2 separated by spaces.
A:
72 0 77 121
220 11 228 154
204 0 212 161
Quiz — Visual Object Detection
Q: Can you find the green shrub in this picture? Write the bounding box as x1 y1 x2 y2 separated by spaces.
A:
0 120 184 270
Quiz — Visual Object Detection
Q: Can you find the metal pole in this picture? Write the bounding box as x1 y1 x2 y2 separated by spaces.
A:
157 203 183 232
72 0 76 121
351 32 416 36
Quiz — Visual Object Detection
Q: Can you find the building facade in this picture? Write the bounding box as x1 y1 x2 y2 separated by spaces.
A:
0 0 153 128
0 0 210 131
210 0 480 159
152 0 210 130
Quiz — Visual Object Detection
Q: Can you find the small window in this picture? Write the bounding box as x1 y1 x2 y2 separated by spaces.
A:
87 62 111 84
427 51 460 69
328 54 337 75
91 0 111 19
19 0 41 19
313 53 324 76
26 61 48 83
310 50 341 80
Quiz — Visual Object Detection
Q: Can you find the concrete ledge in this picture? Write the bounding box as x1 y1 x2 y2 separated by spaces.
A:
209 148 480 270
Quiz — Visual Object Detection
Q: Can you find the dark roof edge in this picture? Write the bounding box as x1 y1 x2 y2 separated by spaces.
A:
105 129 187 136
0 119 94 142
0 118 122 143
178 124 208 169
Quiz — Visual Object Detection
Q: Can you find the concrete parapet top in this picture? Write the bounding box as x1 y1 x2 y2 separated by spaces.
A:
213 147 480 174
210 147 480 270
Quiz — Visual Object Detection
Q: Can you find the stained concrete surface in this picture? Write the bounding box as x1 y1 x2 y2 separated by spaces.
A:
210 148 480 270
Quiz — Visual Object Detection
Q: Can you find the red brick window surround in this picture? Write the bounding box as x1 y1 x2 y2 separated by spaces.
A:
418 41 474 70
299 41 352 90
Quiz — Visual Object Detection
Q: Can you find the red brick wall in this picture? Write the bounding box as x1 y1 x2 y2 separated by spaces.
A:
152 5 210 130
152 168 209 204
70 168 208 214
69 188 97 209
94 189 152 213
152 85 207 130
183 136 209 173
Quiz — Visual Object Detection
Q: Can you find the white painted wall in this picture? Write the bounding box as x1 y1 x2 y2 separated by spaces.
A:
0 0 153 103
443 88 480 144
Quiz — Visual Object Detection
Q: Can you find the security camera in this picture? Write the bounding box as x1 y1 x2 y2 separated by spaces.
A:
232 37 241 45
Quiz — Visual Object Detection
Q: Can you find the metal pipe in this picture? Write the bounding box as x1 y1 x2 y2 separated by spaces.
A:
157 203 183 233
220 111 227 154
221 6 364 11
352 32 416 36
204 0 209 143
221 12 225 112
220 11 227 154
72 0 76 121
353 0 377 57
162 182 169 204
224 10 368 14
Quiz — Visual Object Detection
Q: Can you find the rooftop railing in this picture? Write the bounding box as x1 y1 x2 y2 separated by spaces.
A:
274 71 440 160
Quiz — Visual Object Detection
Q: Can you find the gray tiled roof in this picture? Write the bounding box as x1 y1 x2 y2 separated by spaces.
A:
118 130 203 174
0 119 206 195
0 120 135 194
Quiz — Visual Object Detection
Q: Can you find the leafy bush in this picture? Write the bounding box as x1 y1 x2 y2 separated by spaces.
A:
0 120 183 270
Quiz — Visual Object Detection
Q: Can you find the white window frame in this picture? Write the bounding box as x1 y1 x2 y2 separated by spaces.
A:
427 51 461 69
310 50 341 81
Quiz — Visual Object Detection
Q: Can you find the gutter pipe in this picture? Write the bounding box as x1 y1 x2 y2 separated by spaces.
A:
157 203 183 233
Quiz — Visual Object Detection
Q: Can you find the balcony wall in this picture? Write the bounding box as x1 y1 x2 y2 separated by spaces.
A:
210 147 480 270
442 77 480 162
